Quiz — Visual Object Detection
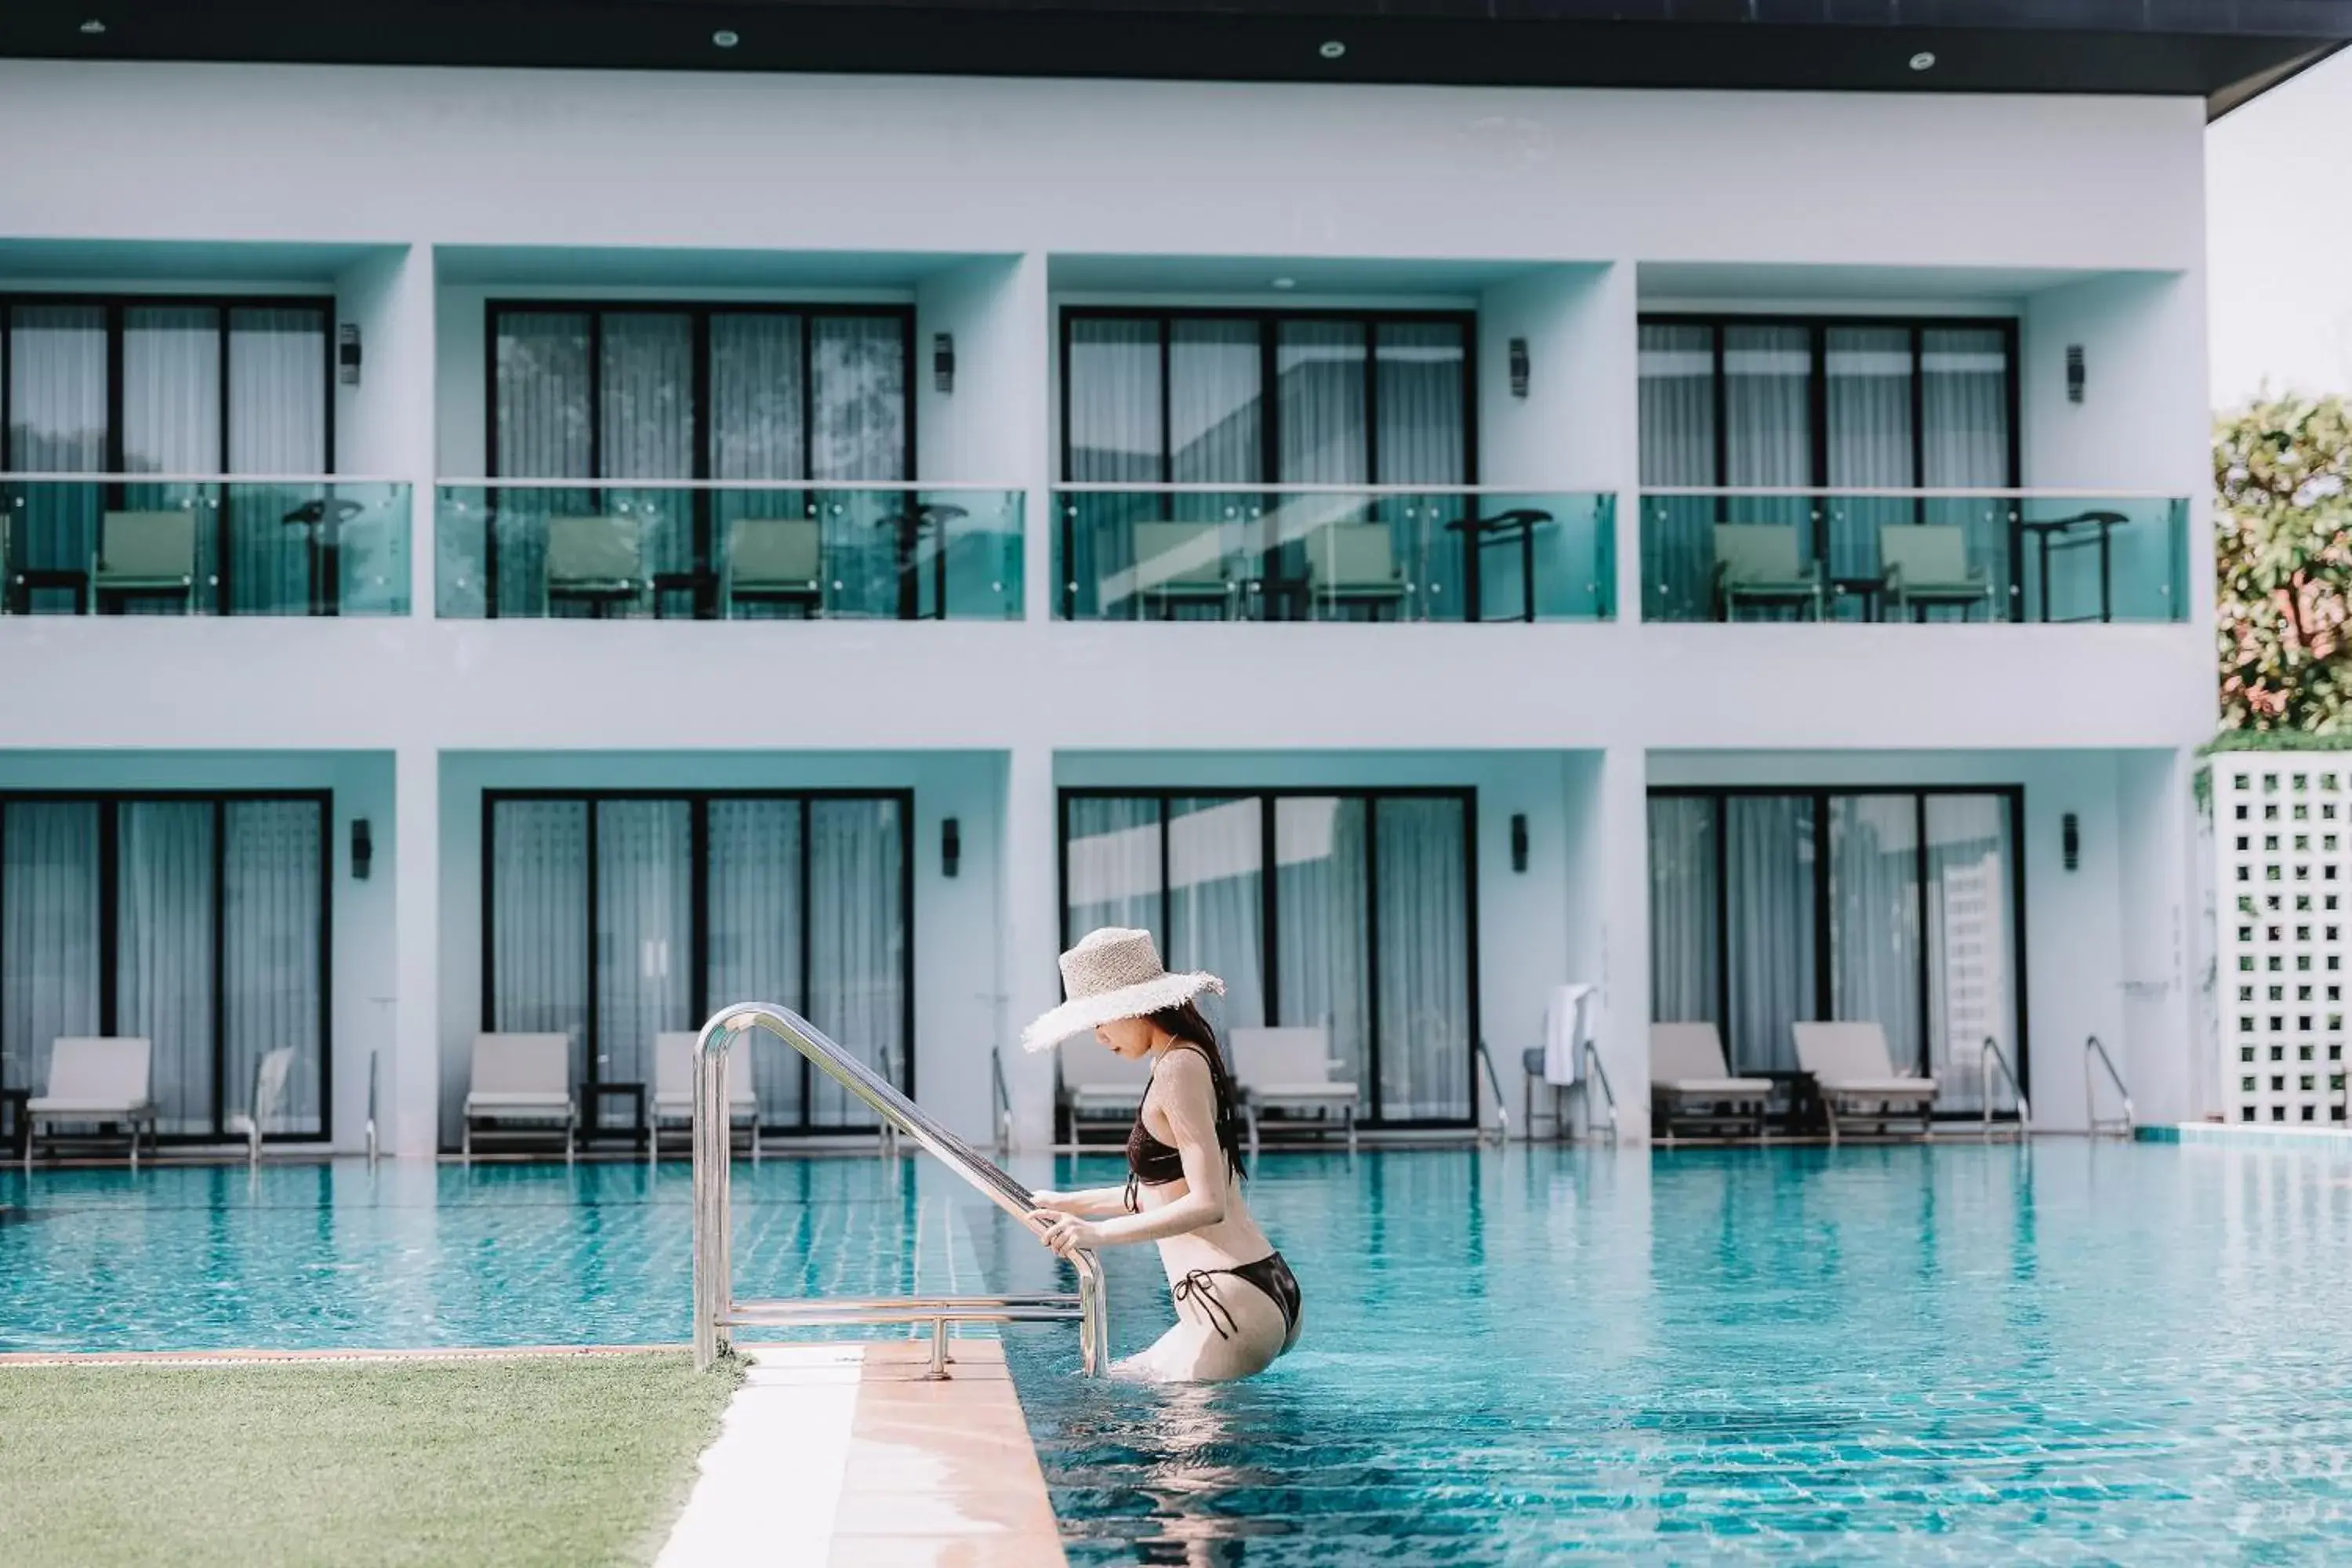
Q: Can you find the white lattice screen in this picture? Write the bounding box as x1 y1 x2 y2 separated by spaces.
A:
2214 760 2352 1126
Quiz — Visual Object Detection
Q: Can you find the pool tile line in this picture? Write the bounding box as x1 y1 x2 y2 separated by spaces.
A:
0 1343 684 1367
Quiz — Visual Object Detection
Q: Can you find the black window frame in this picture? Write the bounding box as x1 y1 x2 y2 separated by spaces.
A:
1056 306 1482 487
1646 782 2030 1112
0 788 336 1145
479 786 916 1141
1056 784 1482 1131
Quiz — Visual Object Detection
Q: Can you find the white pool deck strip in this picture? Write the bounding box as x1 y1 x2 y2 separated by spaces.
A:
658 1341 1069 1568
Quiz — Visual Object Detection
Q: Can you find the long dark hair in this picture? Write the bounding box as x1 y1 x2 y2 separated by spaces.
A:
1148 1000 1249 1181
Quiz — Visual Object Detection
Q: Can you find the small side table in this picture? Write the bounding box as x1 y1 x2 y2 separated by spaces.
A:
1830 576 1884 622
0 1087 28 1163
581 1082 647 1152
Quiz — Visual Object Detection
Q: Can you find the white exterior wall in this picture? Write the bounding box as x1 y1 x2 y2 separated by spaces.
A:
0 61 2217 1146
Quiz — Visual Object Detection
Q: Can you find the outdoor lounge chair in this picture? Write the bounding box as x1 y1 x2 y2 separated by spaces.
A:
1878 524 1995 621
225 1046 298 1167
1791 1022 1938 1143
1058 1041 1154 1147
1711 523 1825 621
1305 523 1407 620
1133 521 1242 619
462 1033 577 1163
25 1036 160 1171
1230 1025 1358 1155
724 517 824 616
95 510 201 614
545 514 645 616
1649 1023 1772 1142
648 1030 760 1163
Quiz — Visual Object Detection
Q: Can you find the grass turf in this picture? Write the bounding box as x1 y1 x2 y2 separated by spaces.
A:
0 1352 742 1568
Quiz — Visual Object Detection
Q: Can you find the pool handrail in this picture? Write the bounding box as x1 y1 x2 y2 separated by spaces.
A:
990 1044 1014 1157
1472 1039 1510 1148
2084 1035 2133 1139
1580 1038 1620 1145
1981 1036 2031 1140
691 1004 1108 1377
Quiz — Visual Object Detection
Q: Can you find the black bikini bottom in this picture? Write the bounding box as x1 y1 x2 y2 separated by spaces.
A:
1171 1252 1301 1341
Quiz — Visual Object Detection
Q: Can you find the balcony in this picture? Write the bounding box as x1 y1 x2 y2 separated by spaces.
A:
1638 491 2188 625
1053 487 1613 622
434 483 1023 621
0 476 410 617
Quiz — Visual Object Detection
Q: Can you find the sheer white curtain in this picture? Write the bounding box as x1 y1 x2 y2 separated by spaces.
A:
1374 321 1465 486
1831 795 1922 1075
1827 327 1916 586
1639 323 1719 618
223 800 324 1137
490 801 590 1101
1725 795 1816 1073
593 800 691 1092
1277 321 1367 485
1926 795 2016 1113
1 803 100 1094
119 307 220 614
601 314 696 584
115 801 216 1135
1167 797 1264 1036
228 307 330 615
1064 797 1162 942
1724 326 1813 539
811 316 906 482
1922 328 2014 608
1276 797 1370 1102
1374 798 1468 1121
706 799 803 1124
10 306 108 609
492 312 591 614
1169 321 1261 485
1062 319 1162 617
710 314 808 608
806 799 906 1126
1648 797 1720 1025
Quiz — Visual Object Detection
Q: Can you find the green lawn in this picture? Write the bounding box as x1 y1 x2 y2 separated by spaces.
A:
0 1352 741 1568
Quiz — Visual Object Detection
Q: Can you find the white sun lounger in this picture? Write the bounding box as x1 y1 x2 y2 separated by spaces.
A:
1231 1025 1359 1156
1059 1042 1154 1148
1650 1023 1773 1142
648 1031 760 1164
225 1046 298 1167
462 1033 577 1164
1792 1022 1938 1144
26 1036 159 1171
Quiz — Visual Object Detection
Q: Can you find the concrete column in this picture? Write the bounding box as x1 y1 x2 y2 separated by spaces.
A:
2118 745 2197 1127
1593 743 1650 1142
997 745 1062 1147
392 746 441 1156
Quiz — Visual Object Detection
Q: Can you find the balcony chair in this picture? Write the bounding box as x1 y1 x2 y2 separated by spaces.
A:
1230 1025 1359 1155
724 517 825 617
648 1030 761 1163
1649 1022 1772 1142
1305 522 1408 621
1058 1040 1154 1148
1132 521 1241 619
1711 524 1825 621
226 1047 298 1167
544 514 646 617
1791 1022 1938 1144
25 1036 159 1171
95 510 201 615
1878 524 1994 622
461 1033 577 1163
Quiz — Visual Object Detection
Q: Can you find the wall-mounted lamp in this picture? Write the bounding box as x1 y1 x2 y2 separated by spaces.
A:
338 323 362 387
2062 812 2080 872
1510 813 1529 873
933 332 956 394
2066 343 2085 405
1508 337 1530 399
351 818 373 880
942 816 962 878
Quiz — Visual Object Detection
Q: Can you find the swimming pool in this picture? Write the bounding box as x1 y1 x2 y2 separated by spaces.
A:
7 1142 2352 1560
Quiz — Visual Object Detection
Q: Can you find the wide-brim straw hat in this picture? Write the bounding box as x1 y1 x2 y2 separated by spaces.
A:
1020 927 1224 1052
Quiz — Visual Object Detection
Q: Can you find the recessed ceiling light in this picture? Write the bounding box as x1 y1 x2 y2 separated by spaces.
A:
713 29 741 49
1272 277 1297 290
1908 51 1936 71
80 17 106 34
1319 41 1346 60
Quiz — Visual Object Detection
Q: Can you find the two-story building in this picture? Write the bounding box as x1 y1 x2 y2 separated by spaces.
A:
3 0 2340 1157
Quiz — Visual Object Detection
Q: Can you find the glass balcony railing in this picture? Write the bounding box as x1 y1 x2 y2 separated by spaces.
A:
435 482 1022 621
1053 487 1613 622
0 476 411 616
1638 491 2189 625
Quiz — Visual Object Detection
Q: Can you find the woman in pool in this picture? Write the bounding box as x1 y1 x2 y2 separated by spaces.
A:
1024 926 1302 1384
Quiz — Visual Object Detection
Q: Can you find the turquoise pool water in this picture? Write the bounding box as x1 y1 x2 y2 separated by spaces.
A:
6 1143 2352 1560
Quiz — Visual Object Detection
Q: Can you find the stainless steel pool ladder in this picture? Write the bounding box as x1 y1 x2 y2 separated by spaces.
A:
1472 1040 1510 1148
1980 1036 2031 1141
1578 1039 1620 1145
365 1051 379 1167
990 1044 1014 1157
691 1004 1108 1378
2083 1035 2134 1139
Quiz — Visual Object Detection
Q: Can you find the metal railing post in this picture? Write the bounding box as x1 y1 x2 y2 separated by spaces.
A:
1980 1036 2031 1140
1473 1040 1510 1148
2083 1035 2134 1138
692 1023 735 1371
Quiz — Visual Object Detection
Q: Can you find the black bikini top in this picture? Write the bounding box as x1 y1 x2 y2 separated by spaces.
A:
1123 1039 1247 1209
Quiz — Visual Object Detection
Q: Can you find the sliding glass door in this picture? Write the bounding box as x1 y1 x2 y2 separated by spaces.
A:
0 793 330 1139
1648 787 2023 1111
484 791 911 1136
1061 788 1475 1125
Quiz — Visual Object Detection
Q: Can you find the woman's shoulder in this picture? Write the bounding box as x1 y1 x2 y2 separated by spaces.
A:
1149 1043 1218 1095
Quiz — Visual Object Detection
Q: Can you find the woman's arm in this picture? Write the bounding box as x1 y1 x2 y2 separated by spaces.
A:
1036 1051 1229 1255
1027 1184 1128 1219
